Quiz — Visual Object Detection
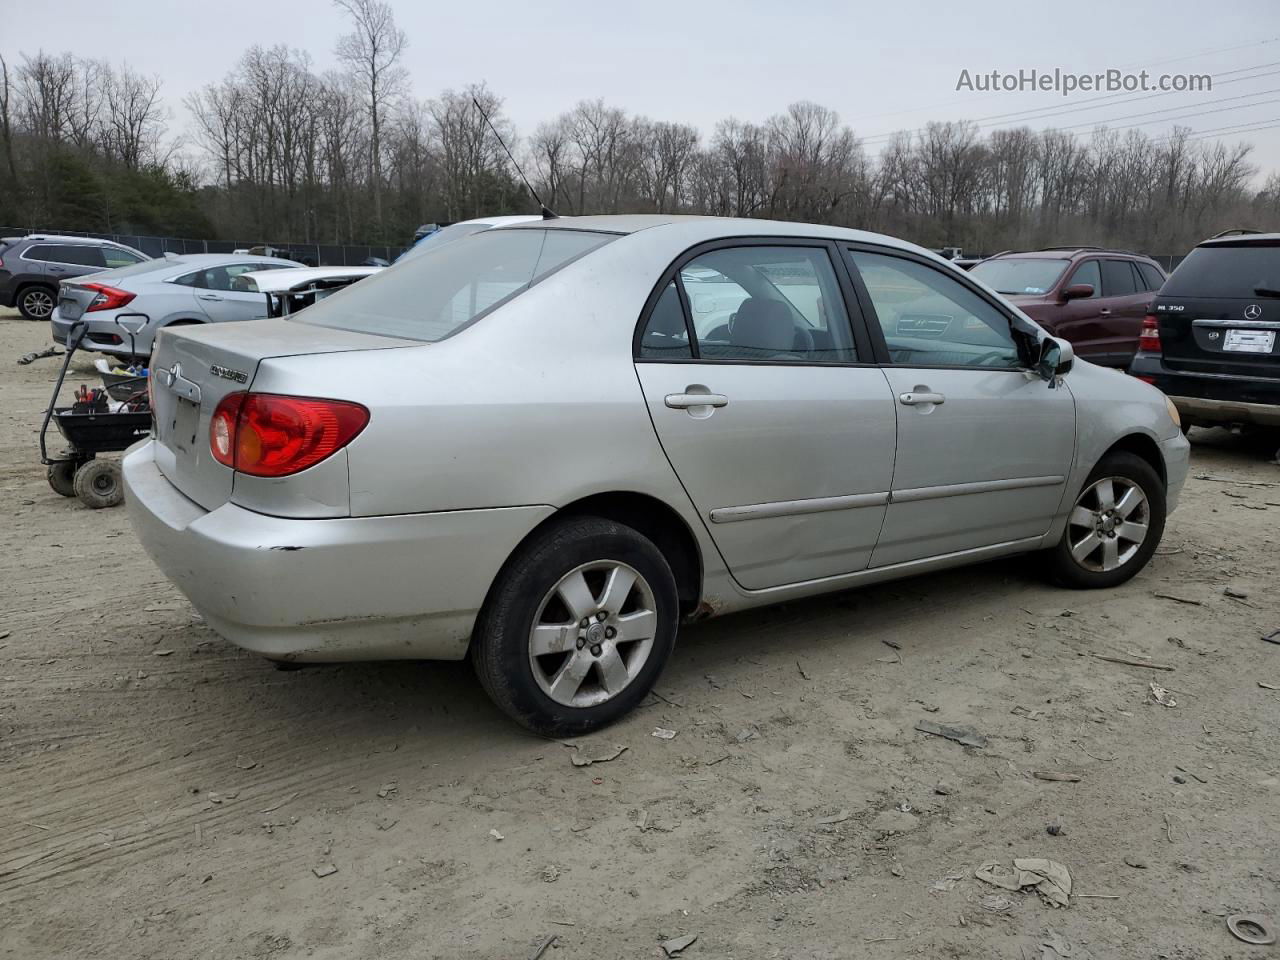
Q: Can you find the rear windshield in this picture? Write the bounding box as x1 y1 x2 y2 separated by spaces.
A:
1162 244 1280 298
395 221 493 263
300 228 616 341
970 257 1069 295
99 257 187 280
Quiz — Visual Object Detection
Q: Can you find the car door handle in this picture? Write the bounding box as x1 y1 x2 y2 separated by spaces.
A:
665 392 728 409
1098 308 1111 315
899 391 945 406
197 293 222 301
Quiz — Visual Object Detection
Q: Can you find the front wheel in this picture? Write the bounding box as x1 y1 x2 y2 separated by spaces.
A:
471 516 678 736
1045 451 1166 589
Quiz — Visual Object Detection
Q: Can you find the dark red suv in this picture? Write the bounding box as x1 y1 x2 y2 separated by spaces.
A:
969 246 1166 367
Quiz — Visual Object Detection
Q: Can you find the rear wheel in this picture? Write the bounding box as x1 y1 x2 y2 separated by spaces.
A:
73 459 124 509
18 286 55 321
471 516 679 736
1045 451 1165 589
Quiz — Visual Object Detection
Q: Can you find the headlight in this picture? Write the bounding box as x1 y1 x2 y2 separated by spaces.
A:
1165 396 1181 429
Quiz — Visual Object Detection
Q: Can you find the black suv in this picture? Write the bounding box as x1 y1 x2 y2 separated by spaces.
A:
1129 232 1279 431
0 234 150 320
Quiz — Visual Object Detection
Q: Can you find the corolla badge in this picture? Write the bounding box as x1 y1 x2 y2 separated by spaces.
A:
210 364 249 383
1244 303 1262 320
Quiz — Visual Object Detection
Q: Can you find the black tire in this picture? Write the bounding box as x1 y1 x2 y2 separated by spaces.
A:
471 516 679 736
1045 451 1166 589
73 459 124 509
17 285 56 321
47 461 78 497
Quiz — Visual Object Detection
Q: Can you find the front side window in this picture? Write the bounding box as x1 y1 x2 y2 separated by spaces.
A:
301 228 616 341
849 250 1022 368
1101 259 1138 297
1067 260 1101 298
970 257 1069 296
675 246 856 362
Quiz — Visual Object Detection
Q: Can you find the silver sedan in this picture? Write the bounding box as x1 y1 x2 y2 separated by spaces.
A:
123 216 1190 734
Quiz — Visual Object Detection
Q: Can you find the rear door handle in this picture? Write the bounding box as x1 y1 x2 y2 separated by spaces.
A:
665 393 728 409
899 391 945 406
197 293 222 301
1098 308 1112 315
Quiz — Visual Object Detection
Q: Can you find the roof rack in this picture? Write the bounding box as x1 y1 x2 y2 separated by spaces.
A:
1207 228 1263 239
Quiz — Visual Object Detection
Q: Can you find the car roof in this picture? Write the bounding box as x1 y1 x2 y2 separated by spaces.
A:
1198 232 1280 247
164 253 305 266
499 214 945 260
20 233 131 247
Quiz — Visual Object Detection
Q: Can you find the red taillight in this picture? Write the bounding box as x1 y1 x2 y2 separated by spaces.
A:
83 282 135 312
209 392 369 477
1138 314 1161 354
1134 375 1156 384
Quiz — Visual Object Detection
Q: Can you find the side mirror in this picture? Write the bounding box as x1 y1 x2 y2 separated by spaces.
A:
1060 283 1094 302
1037 336 1074 381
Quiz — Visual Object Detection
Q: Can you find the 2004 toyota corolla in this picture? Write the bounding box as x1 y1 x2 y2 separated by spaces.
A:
123 215 1190 734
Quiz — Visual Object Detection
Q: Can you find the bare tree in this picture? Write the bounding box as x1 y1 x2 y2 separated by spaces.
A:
334 0 407 236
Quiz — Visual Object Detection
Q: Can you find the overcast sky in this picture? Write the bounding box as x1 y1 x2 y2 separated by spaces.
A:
4 0 1279 176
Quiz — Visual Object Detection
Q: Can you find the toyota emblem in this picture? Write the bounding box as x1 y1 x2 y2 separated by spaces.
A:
1244 303 1262 320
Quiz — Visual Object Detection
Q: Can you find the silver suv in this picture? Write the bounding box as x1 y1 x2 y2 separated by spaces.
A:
0 234 150 320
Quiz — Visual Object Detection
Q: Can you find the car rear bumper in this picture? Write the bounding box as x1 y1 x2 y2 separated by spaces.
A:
123 441 554 662
1129 354 1280 427
51 310 144 356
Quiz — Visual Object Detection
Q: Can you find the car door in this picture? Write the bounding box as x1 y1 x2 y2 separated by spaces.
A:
1051 258 1106 358
193 263 272 323
844 247 1076 568
634 240 898 591
1096 259 1152 365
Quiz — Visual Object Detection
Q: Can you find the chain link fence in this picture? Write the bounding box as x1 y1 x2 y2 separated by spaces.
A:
1 226 407 266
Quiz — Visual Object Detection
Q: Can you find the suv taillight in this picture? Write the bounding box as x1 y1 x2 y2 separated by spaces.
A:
83 282 135 312
1138 314 1161 354
209 392 369 477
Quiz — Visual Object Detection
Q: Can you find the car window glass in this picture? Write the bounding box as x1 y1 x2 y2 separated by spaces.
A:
49 244 106 267
103 247 145 268
1137 262 1165 291
969 257 1068 295
1101 259 1138 297
638 281 693 359
678 246 856 362
848 250 1021 368
1161 244 1279 297
1068 260 1101 298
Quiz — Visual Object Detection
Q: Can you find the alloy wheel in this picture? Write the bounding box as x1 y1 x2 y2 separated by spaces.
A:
1066 476 1150 573
22 289 54 319
528 560 658 708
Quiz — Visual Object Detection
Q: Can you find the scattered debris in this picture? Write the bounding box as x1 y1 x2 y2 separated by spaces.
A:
259 792 299 814
489 828 505 841
651 727 678 740
934 781 955 796
540 865 561 883
567 744 628 767
734 727 758 743
1175 765 1208 783
376 782 397 799
152 649 174 657
0 631 10 641
881 639 902 650
1260 681 1280 690
896 801 913 813
1033 771 1082 783
1124 856 1147 869
796 660 811 680
1262 629 1280 646
974 858 1072 908
815 810 851 825
1194 474 1278 488
930 874 963 892
1226 914 1276 946
1093 653 1175 671
529 933 558 960
1173 774 1187 784
1153 593 1203 606
235 755 257 770
980 894 1015 913
915 719 987 748
17 346 62 365
1148 682 1178 708
1011 705 1045 721
660 933 698 956
1046 824 1064 836
311 864 337 878
1223 585 1250 599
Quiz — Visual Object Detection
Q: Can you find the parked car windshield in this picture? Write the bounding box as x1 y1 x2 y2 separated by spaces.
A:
395 222 494 263
1161 243 1280 298
300 228 616 341
970 257 1069 295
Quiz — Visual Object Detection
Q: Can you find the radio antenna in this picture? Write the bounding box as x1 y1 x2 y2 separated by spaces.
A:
472 97 557 220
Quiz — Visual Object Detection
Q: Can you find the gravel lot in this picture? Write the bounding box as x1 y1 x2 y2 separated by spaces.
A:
1 309 1278 960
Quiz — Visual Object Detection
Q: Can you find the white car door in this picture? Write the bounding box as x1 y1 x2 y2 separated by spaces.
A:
634 241 898 591
844 248 1076 568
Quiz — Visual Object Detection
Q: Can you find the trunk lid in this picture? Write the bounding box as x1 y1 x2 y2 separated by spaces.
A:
150 318 413 510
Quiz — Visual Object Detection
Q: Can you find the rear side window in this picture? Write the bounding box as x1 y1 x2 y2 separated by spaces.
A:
301 229 615 341
1136 262 1165 291
638 282 693 359
103 247 146 268
1101 259 1138 297
32 244 106 267
1161 244 1280 298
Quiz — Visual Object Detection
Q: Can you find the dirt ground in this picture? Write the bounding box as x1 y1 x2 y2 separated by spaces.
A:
1 309 1278 960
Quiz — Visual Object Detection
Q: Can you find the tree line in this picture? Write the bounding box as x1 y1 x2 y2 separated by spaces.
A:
2 0 1277 254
